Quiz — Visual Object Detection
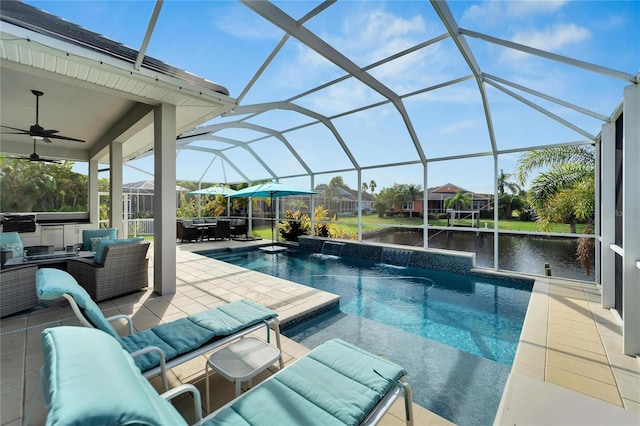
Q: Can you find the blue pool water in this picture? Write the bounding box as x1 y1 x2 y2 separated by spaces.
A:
203 247 533 425
207 248 532 364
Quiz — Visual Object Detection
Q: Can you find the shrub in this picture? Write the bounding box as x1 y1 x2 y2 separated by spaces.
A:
279 210 310 242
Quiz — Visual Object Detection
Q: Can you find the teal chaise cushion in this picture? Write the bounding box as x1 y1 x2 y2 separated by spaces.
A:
41 326 187 426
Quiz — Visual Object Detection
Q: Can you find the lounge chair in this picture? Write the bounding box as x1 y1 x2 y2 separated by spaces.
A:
35 268 283 391
67 240 150 301
38 326 414 426
177 220 199 242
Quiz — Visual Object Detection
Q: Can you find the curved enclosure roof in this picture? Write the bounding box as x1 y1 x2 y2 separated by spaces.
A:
6 1 640 192
170 0 638 190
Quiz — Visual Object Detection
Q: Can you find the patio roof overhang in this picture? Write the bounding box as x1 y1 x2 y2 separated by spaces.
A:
0 1 236 164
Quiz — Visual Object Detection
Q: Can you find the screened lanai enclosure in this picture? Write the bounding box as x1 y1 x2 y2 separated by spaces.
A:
0 1 638 355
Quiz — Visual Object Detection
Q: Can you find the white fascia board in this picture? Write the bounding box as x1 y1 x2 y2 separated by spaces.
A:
1 22 236 106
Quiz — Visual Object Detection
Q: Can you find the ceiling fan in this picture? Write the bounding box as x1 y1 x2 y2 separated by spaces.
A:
1 89 85 143
13 138 61 163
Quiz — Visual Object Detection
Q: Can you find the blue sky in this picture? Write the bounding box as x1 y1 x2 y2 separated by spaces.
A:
27 0 639 194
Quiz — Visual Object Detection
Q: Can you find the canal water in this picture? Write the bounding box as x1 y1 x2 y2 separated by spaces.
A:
366 229 595 281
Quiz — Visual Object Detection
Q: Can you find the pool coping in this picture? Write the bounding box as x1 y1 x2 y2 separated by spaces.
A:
495 276 639 424
198 242 640 422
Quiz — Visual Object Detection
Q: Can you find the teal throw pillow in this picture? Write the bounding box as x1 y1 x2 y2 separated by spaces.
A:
0 232 24 258
90 236 110 252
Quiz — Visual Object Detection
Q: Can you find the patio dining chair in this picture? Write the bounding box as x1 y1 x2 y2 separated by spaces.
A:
35 268 283 391
212 220 231 240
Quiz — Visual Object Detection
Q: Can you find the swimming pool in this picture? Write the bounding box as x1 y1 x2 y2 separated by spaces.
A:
206 247 532 364
203 246 533 425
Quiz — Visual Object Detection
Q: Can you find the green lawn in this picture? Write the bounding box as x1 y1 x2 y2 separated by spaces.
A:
318 214 587 234
198 214 587 241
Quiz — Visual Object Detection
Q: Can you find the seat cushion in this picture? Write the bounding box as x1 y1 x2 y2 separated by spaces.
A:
189 299 277 334
94 237 144 265
42 327 187 426
203 339 407 426
82 228 117 251
124 300 277 372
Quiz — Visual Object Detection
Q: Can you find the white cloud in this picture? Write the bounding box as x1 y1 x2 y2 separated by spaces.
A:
213 5 282 40
512 23 591 52
438 119 483 135
462 0 567 28
335 6 428 68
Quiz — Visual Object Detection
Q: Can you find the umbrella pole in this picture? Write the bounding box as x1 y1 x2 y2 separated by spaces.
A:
270 194 274 247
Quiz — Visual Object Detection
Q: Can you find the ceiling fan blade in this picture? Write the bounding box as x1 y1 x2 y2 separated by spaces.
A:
1 131 30 135
47 134 85 143
1 125 30 133
43 137 53 143
38 158 61 164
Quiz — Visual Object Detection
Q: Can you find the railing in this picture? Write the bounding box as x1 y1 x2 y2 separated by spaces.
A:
99 219 155 236
125 218 155 237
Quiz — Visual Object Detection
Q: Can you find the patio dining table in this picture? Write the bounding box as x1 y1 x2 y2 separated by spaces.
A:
192 222 216 241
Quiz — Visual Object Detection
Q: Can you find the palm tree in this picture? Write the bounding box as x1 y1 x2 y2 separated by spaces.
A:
497 169 521 219
369 180 377 194
497 169 520 195
361 182 368 193
516 146 594 233
443 190 471 211
404 184 421 218
517 145 595 274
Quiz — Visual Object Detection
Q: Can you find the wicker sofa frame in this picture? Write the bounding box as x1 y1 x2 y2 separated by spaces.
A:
0 264 38 317
67 241 150 301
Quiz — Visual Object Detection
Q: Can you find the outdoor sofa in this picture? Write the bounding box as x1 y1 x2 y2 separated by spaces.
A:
0 264 37 317
38 326 414 425
35 268 283 391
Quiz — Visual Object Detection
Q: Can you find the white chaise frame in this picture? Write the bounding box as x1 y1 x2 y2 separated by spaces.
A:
61 293 284 391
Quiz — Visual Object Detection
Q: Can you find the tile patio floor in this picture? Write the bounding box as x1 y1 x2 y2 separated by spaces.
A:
1 239 638 425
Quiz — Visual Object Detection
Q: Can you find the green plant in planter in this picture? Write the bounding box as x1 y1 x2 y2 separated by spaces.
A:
279 210 310 242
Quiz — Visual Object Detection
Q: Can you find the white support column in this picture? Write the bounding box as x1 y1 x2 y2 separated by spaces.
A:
88 159 99 226
600 122 616 308
622 84 640 356
357 170 362 241
423 163 428 248
154 103 177 296
274 184 280 243
493 156 499 270
310 175 315 235
594 140 601 285
109 142 124 236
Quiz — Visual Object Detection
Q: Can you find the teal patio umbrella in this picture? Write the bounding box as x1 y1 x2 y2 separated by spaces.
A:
226 182 316 246
189 186 237 196
189 186 237 216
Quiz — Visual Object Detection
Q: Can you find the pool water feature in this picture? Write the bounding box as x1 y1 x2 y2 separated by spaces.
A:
203 247 532 425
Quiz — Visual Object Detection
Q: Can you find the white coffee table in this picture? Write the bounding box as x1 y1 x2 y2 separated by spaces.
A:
205 337 282 413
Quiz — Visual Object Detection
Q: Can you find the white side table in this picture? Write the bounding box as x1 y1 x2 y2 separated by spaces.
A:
205 337 282 413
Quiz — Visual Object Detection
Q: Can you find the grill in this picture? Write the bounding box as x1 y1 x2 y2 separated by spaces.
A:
2 214 37 233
